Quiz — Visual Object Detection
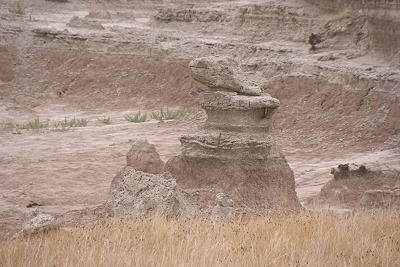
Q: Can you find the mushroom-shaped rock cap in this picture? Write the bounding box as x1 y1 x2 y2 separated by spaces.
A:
189 56 263 96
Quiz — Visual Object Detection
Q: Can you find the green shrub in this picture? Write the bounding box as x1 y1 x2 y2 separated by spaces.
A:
52 117 88 132
9 2 25 15
27 118 48 130
151 108 177 121
97 117 112 125
125 111 147 123
52 122 72 132
176 107 195 117
64 117 88 127
151 107 194 121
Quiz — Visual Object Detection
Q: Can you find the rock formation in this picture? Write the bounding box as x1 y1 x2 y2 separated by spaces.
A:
105 167 195 218
312 164 400 210
166 56 301 213
330 164 370 180
188 57 263 96
23 212 59 234
126 140 165 174
106 56 302 218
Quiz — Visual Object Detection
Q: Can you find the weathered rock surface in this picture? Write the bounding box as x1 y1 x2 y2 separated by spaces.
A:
311 165 400 210
305 0 400 62
105 167 196 218
155 8 228 23
211 193 234 220
189 57 263 96
190 90 279 132
23 212 58 234
126 140 165 174
360 189 400 209
178 131 282 161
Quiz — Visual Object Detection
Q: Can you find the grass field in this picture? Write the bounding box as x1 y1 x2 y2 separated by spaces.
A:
1 211 399 267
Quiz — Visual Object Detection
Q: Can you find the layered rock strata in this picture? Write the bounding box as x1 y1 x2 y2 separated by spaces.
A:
166 56 301 213
106 56 302 218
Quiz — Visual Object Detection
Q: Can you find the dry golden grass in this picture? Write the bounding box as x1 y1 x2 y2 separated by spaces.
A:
1 211 400 267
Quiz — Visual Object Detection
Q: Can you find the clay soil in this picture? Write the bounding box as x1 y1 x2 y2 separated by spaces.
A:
1 0 399 239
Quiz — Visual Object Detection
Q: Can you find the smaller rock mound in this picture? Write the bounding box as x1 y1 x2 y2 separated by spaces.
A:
126 140 165 174
331 163 370 180
105 167 196 218
23 212 59 234
311 164 400 210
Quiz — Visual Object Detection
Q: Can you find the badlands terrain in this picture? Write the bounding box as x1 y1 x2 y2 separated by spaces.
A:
0 0 400 239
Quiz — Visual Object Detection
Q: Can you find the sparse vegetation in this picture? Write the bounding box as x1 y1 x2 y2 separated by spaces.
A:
1 212 399 266
52 122 72 132
97 116 112 125
125 111 147 123
176 107 195 117
151 107 194 121
63 117 88 127
27 118 48 131
52 117 88 132
8 2 25 15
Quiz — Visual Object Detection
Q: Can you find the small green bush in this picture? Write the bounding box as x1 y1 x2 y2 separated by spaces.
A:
151 108 177 121
97 117 112 125
9 2 25 15
28 118 48 130
177 107 195 117
65 117 88 127
151 107 194 121
125 111 147 123
52 122 72 132
52 117 88 132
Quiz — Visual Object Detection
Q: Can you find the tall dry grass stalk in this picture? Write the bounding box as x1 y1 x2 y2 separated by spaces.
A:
1 211 399 266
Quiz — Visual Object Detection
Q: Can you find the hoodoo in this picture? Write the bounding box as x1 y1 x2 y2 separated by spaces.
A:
107 56 302 218
165 56 302 213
